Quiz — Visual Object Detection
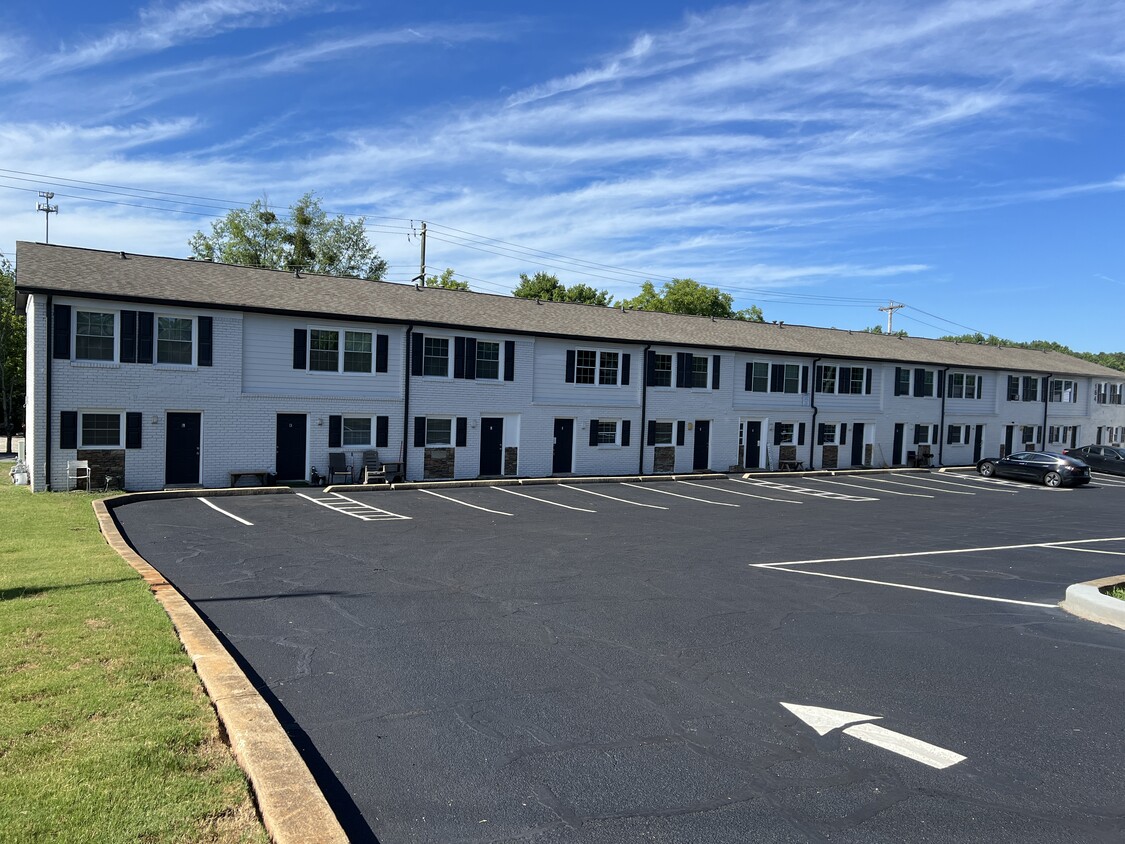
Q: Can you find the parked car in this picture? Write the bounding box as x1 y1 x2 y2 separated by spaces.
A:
1062 445 1125 477
976 452 1091 487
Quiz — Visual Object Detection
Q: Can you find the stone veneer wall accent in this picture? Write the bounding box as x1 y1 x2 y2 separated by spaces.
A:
653 446 676 473
504 447 518 476
424 448 455 480
779 445 797 465
821 445 838 469
77 449 125 490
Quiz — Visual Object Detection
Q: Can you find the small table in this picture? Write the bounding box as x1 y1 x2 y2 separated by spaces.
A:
779 460 806 472
229 471 270 487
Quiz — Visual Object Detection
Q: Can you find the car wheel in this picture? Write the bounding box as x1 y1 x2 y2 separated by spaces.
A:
979 462 995 477
1044 471 1062 488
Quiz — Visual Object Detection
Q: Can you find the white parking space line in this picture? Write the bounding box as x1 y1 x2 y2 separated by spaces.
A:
956 474 1070 492
1092 474 1125 487
914 474 1014 493
200 497 254 526
1058 546 1125 556
677 480 802 504
418 489 513 516
749 564 1057 608
809 477 933 498
493 486 596 512
625 483 740 506
860 476 975 495
330 493 412 520
297 492 412 521
733 477 876 502
560 485 668 509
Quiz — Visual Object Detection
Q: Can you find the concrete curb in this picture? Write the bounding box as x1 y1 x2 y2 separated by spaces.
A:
326 472 728 493
1061 574 1125 631
93 490 349 844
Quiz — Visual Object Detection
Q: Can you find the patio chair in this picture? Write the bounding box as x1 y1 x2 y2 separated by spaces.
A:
327 451 353 485
361 450 388 484
67 459 91 491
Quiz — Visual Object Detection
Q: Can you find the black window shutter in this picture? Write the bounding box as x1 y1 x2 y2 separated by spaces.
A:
137 312 154 364
865 368 872 395
842 367 854 394
504 340 515 381
120 311 137 363
647 420 657 446
52 304 71 359
841 424 847 446
1042 377 1050 402
293 329 307 369
712 355 720 390
817 423 826 445
773 425 783 446
913 368 926 398
676 420 686 446
589 420 600 447
411 333 424 375
801 365 809 394
937 372 945 398
376 416 389 448
464 338 476 379
798 423 806 446
198 316 213 366
126 412 142 449
947 426 956 445
745 362 753 391
565 349 576 383
770 364 784 393
60 411 78 449
894 367 905 396
815 365 823 388
456 417 468 448
621 420 631 447
329 415 342 448
621 353 631 386
914 425 925 444
646 350 657 386
676 353 691 388
414 417 426 448
375 334 389 373
453 337 466 379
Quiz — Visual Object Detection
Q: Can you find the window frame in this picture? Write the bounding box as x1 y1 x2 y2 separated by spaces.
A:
947 372 981 400
596 419 620 446
651 353 673 388
475 340 501 380
79 410 124 449
343 330 374 374
74 309 118 362
818 365 837 394
652 421 674 445
424 417 453 447
155 314 196 366
775 423 796 446
749 361 769 393
690 355 710 389
574 348 622 387
308 327 341 372
422 336 451 378
342 415 374 447
1049 378 1077 403
820 423 838 445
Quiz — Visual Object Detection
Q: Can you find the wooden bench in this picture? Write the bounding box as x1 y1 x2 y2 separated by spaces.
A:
229 471 270 487
778 460 806 472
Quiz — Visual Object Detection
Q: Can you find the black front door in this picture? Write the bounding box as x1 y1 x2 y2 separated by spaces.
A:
275 414 307 481
480 417 504 475
165 412 201 485
552 419 573 473
693 420 710 471
1004 425 1015 458
893 423 905 465
851 422 865 466
974 425 984 463
745 421 762 469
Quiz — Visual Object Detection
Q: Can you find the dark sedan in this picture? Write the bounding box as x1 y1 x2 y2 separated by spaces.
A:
977 452 1091 487
1062 444 1125 476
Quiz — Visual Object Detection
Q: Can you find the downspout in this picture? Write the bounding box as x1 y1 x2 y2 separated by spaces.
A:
44 294 53 490
937 367 948 466
638 344 650 475
1042 373 1053 450
809 357 820 469
402 325 413 479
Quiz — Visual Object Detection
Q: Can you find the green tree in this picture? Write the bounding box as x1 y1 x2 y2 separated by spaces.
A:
424 268 470 290
512 272 613 306
863 325 908 337
0 257 26 453
189 193 388 279
940 332 1125 373
622 278 764 322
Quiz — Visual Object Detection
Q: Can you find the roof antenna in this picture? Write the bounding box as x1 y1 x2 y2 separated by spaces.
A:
37 192 59 243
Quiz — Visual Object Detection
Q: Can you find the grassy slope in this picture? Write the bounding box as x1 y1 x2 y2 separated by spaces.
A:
0 465 268 843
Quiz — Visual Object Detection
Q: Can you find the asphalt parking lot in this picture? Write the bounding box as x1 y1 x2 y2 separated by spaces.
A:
113 470 1125 843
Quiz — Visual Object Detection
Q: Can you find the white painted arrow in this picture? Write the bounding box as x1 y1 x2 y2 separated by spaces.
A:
781 702 966 770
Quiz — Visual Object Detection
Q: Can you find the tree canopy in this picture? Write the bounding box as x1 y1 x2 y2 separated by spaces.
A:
621 278 764 322
189 193 388 280
940 333 1125 373
0 257 26 451
512 272 613 306
424 268 470 290
863 325 908 337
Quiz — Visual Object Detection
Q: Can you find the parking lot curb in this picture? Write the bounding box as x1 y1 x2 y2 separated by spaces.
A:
1061 574 1125 631
326 472 728 493
93 491 349 844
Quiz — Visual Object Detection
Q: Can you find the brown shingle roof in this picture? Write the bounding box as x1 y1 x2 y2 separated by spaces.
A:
15 241 1121 378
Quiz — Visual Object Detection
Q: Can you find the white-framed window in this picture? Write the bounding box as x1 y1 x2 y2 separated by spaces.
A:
914 424 938 444
1095 382 1107 404
425 417 453 446
309 328 339 372
775 423 796 445
818 365 837 393
75 310 116 361
599 351 620 385
476 340 501 380
748 362 769 392
1022 376 1039 402
156 315 195 365
652 353 673 387
596 420 619 446
1047 425 1076 445
819 423 838 445
1111 384 1123 405
343 331 373 373
782 364 801 394
1049 379 1077 403
342 416 373 447
1020 424 1041 445
946 424 970 445
304 328 375 373
80 410 123 448
423 336 450 377
573 349 621 386
749 362 804 394
653 421 674 445
690 355 710 389
947 372 982 400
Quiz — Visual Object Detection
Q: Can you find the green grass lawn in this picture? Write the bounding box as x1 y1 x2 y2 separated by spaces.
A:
0 464 268 843
1107 585 1125 601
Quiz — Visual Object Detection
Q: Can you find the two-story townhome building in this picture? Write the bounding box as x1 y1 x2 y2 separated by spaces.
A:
16 242 1125 491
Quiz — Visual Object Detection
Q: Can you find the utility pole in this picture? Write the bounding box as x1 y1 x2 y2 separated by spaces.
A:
418 221 427 284
37 191 59 244
878 300 904 333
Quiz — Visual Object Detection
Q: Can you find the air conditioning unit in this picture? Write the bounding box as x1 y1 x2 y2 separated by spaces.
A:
1024 443 1036 451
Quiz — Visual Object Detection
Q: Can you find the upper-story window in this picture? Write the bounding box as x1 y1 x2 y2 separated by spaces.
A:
156 316 194 365
1049 379 1078 403
947 372 982 400
423 336 449 377
894 367 936 398
295 327 384 374
690 356 709 388
309 329 339 371
816 365 870 395
476 341 500 380
1007 375 1040 402
651 353 672 387
567 348 628 386
344 331 372 373
747 362 806 394
76 311 116 361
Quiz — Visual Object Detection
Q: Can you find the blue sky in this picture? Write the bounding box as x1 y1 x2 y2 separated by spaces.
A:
2 0 1123 350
